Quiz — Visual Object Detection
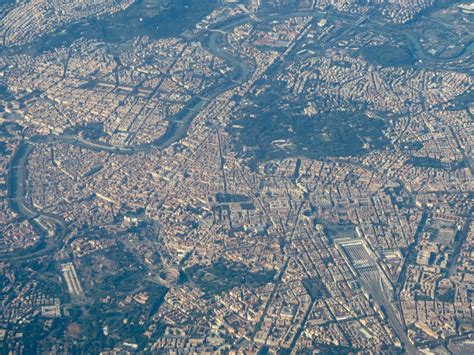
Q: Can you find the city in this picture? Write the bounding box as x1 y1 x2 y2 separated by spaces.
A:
0 0 473 353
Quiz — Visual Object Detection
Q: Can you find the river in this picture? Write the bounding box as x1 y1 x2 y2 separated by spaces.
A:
2 9 252 262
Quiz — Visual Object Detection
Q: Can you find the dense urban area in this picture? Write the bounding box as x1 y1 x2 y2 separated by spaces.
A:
0 0 473 353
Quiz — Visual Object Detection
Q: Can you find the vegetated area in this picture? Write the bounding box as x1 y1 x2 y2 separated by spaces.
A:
228 92 389 164
25 0 218 54
407 156 445 169
407 156 466 170
215 193 251 203
187 259 276 295
64 244 168 351
302 277 330 301
410 3 474 60
360 44 416 67
5 259 68 353
79 244 167 302
298 343 361 354
0 141 8 155
323 223 357 244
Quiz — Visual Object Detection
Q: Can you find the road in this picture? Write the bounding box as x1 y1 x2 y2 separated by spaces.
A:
1 10 253 262
153 29 251 148
3 13 472 354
